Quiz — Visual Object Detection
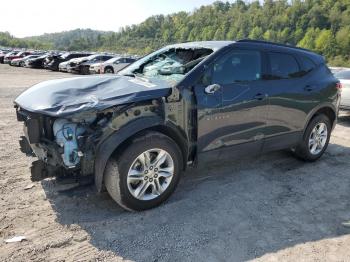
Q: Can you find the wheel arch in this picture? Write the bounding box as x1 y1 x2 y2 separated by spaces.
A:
94 116 188 192
303 104 337 138
104 66 114 73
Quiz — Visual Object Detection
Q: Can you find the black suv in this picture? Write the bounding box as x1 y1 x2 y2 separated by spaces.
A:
45 52 92 71
15 40 341 211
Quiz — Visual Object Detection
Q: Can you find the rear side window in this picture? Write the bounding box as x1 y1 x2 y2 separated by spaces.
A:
299 55 316 75
101 56 111 61
212 49 261 84
267 52 302 79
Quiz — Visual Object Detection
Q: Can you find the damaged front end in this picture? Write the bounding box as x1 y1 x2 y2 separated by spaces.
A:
16 106 103 182
15 99 167 183
14 74 173 183
14 42 214 187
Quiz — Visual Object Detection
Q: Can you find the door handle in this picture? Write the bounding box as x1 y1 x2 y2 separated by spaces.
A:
205 84 221 94
304 85 314 92
254 93 267 100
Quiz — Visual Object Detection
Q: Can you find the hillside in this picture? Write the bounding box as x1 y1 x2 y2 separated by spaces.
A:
1 0 350 66
24 29 113 51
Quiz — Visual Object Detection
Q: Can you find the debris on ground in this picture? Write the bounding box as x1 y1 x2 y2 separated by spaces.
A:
4 236 26 243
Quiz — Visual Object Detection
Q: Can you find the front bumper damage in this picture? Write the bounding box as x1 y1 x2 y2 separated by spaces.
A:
14 75 173 185
16 107 97 182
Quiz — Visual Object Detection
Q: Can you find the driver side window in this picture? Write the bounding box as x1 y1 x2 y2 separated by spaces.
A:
211 49 262 85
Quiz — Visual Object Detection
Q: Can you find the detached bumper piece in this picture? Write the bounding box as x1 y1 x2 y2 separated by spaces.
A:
19 136 35 156
30 160 66 182
25 118 41 144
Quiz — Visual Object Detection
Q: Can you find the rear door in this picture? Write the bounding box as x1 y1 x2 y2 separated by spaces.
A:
262 52 319 152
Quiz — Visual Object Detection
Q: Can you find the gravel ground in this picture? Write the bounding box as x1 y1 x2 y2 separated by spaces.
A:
0 64 350 262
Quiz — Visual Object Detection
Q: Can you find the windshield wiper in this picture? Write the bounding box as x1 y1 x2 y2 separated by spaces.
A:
123 72 151 83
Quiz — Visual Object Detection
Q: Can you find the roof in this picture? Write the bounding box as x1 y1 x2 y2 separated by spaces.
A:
236 39 324 64
166 41 235 51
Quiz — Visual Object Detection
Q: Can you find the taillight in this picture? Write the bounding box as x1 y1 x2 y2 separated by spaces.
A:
336 82 342 90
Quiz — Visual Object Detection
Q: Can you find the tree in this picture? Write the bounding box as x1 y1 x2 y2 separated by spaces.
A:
1 0 350 65
315 29 334 57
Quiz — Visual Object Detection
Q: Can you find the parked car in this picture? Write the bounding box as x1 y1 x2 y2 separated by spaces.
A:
45 52 92 71
4 51 32 64
58 60 70 72
3 51 20 64
67 54 115 74
10 54 41 67
334 69 350 110
15 40 341 211
90 56 136 74
0 50 12 64
24 54 49 68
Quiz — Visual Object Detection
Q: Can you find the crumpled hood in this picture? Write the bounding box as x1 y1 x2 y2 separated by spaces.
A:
15 75 171 117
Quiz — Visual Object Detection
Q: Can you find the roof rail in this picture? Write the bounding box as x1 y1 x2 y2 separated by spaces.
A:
237 39 310 52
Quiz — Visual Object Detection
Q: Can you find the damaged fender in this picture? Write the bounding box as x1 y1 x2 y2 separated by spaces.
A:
94 116 164 192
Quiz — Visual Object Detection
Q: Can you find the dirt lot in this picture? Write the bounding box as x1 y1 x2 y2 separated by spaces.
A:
0 64 350 262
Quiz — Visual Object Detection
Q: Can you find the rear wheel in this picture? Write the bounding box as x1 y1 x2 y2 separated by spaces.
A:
104 131 183 211
294 114 331 161
104 67 114 74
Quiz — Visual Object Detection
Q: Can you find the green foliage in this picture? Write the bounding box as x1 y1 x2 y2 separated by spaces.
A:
2 0 350 66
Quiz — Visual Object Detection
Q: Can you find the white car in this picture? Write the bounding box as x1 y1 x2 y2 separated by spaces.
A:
334 69 350 110
58 61 71 72
89 62 106 74
94 57 136 74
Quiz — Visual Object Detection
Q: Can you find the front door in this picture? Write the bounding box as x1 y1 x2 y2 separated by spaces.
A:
194 48 268 157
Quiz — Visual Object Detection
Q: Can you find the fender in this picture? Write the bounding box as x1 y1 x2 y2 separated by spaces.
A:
302 102 337 136
94 116 164 192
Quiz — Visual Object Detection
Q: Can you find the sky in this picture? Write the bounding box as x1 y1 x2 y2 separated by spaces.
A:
0 0 221 38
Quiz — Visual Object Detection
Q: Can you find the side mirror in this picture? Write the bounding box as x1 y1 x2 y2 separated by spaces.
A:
205 84 221 94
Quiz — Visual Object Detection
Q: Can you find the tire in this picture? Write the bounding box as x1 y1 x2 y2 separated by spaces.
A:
104 131 183 211
104 67 114 74
294 114 331 161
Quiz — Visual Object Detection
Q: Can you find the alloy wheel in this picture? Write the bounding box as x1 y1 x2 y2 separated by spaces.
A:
308 122 328 155
127 148 174 201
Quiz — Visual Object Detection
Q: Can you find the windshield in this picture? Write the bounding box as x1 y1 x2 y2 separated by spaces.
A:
86 54 100 60
60 52 71 59
25 55 39 59
119 46 213 86
335 70 350 80
7 51 18 56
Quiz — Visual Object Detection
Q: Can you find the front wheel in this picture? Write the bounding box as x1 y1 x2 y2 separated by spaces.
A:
104 67 114 74
104 131 183 211
294 114 331 161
